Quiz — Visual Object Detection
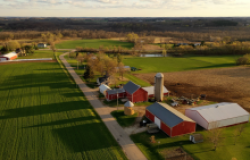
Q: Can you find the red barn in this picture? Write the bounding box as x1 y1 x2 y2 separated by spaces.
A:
106 88 126 101
142 86 169 98
123 81 148 103
146 102 196 137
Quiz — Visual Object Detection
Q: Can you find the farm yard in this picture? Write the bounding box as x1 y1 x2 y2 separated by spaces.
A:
0 62 127 160
134 66 250 110
131 122 250 160
123 56 240 73
17 50 57 59
55 39 134 49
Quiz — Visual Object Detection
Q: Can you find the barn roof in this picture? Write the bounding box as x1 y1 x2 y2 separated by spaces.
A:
107 88 125 94
99 84 111 94
142 86 168 95
147 102 195 127
123 81 141 94
187 102 249 122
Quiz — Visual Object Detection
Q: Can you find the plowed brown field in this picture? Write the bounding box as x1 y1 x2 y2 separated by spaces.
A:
134 66 250 111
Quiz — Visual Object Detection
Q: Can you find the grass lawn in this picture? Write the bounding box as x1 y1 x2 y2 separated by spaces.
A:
17 50 56 59
111 110 138 127
124 55 240 73
0 62 127 160
131 122 250 160
55 39 134 49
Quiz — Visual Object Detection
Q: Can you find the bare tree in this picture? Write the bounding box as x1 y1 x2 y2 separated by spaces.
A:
207 122 224 151
117 63 126 80
234 124 246 145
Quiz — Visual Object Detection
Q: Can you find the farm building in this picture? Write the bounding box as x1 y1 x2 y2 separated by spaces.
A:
99 84 111 95
185 102 249 130
146 102 196 137
106 88 126 101
142 86 169 98
97 75 110 85
123 81 148 103
37 43 47 48
0 52 18 61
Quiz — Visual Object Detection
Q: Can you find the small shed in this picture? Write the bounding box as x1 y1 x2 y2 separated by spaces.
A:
99 84 111 95
38 43 47 48
190 134 203 143
146 102 196 137
0 52 18 61
185 102 249 130
142 86 169 98
97 75 110 85
124 101 134 116
106 88 126 101
123 81 148 103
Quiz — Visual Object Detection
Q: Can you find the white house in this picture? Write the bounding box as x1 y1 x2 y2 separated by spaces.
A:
185 102 249 130
38 43 47 48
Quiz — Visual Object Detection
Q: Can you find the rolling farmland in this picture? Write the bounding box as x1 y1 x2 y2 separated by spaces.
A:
0 62 127 160
55 39 134 49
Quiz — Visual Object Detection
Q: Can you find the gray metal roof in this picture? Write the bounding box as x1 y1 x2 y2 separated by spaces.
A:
142 86 168 95
147 102 194 128
107 88 125 94
123 81 141 94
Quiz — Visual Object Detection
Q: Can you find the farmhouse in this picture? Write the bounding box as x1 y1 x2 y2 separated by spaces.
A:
0 52 18 61
185 102 249 130
37 43 47 48
123 81 148 103
99 84 111 95
146 102 196 137
106 88 126 101
142 86 169 98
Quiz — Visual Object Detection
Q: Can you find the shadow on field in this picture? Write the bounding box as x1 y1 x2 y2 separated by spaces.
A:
187 63 235 70
0 101 91 119
24 116 98 128
52 124 120 152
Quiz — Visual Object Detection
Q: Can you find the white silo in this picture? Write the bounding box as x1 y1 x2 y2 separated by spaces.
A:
154 73 164 101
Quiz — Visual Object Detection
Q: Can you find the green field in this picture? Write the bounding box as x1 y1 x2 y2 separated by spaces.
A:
56 39 134 49
111 110 138 127
0 62 127 160
17 50 56 59
124 56 240 73
131 123 250 160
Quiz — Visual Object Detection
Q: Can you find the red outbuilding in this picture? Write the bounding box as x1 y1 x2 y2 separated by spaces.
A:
0 52 18 61
106 88 126 101
123 81 148 103
146 102 196 137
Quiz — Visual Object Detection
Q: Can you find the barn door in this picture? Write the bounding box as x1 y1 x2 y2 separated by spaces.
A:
154 117 161 129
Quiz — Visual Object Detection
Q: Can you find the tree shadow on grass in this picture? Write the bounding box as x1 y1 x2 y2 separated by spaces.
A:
52 123 121 152
0 101 92 119
186 63 236 70
24 116 97 128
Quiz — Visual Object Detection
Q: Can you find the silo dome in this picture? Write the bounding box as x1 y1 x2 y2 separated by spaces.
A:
155 73 164 78
124 101 134 107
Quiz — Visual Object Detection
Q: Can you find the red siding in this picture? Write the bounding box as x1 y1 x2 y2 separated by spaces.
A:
132 88 148 103
106 92 126 101
171 121 196 137
145 110 154 122
126 91 133 102
161 122 171 136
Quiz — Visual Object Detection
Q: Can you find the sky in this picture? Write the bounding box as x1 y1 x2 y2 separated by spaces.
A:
0 0 250 17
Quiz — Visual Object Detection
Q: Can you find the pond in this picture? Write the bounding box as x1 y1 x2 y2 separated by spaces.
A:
140 54 166 57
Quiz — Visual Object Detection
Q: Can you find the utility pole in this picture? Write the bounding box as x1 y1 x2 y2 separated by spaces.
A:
117 90 118 111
